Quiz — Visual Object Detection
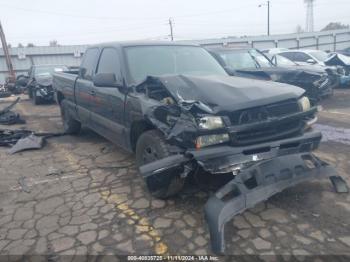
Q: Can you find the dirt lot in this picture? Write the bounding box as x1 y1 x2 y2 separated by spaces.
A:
0 90 350 260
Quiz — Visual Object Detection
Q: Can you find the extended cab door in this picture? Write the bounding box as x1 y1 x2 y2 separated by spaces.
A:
75 48 99 125
90 47 126 148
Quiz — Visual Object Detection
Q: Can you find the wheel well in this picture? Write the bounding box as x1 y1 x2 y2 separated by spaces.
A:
57 92 65 105
130 120 155 152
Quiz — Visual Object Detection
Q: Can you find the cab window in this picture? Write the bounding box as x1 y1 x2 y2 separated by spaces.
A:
96 47 122 84
80 48 99 80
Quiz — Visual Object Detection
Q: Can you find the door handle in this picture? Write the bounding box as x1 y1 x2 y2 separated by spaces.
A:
89 90 96 96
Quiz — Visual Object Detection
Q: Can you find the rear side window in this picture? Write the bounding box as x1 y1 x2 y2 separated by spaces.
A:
80 48 99 80
294 52 312 62
280 52 296 61
96 48 122 84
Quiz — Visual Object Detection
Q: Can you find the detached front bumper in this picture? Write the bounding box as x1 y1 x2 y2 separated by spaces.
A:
205 153 347 254
140 131 323 178
139 131 348 254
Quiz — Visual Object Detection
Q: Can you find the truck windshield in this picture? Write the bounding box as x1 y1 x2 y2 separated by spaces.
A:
124 45 227 83
35 65 68 77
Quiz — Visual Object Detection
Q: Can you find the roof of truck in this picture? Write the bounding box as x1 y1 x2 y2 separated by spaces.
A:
89 41 199 49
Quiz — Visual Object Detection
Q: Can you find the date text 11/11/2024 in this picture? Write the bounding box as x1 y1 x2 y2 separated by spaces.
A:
127 255 220 261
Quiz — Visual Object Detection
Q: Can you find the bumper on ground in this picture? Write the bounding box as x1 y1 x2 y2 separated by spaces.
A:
139 131 348 254
205 153 347 254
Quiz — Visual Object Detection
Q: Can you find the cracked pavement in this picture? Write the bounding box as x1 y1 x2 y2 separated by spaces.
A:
0 90 349 259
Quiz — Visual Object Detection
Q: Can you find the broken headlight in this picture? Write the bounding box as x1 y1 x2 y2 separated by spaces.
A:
196 134 230 149
198 116 224 130
298 96 311 112
313 74 329 89
337 66 345 76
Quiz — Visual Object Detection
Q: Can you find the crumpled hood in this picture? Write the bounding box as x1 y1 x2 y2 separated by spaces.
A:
35 74 53 87
152 74 304 113
325 53 350 67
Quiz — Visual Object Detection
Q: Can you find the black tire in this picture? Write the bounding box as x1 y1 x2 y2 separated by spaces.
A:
33 91 40 105
28 88 33 99
136 130 185 199
60 99 81 134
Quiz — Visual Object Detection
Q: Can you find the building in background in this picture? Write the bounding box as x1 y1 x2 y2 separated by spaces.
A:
0 45 87 83
1 29 350 84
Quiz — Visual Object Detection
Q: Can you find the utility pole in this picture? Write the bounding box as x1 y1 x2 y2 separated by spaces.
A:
0 20 15 79
168 18 174 41
267 1 270 36
305 0 315 32
259 1 270 36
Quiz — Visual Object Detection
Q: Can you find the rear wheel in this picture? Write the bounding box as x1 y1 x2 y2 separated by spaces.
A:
136 130 185 199
60 99 81 134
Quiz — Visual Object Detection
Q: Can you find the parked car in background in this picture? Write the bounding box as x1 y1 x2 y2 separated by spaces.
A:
53 41 332 254
268 54 339 93
278 49 329 66
337 47 350 57
27 64 68 104
279 50 350 88
207 47 333 102
262 47 289 55
325 53 350 87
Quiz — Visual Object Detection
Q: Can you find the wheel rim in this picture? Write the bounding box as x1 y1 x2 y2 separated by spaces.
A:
142 146 159 164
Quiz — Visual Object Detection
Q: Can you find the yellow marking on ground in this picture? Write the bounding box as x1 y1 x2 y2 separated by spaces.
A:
323 110 350 117
50 142 169 255
101 191 169 255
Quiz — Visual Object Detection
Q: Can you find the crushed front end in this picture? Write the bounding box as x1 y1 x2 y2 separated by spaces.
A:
137 75 348 254
34 84 54 101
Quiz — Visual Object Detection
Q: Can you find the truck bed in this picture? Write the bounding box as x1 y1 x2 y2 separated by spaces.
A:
53 71 78 102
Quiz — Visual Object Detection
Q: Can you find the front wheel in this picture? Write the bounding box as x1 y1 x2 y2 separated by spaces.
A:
60 99 81 134
33 90 41 105
28 88 33 99
136 130 185 199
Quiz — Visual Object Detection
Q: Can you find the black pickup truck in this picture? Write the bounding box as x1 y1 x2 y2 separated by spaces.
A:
53 41 347 254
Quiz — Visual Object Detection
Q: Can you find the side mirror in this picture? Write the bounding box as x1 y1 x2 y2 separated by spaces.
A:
79 67 87 77
306 58 316 64
93 73 123 89
224 66 236 76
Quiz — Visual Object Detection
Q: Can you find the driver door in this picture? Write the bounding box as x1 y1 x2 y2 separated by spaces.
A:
90 47 126 148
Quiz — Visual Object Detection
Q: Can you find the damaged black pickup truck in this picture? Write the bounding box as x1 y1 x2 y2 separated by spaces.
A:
53 42 347 254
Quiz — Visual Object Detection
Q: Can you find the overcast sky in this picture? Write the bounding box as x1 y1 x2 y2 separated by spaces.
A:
1 0 349 46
